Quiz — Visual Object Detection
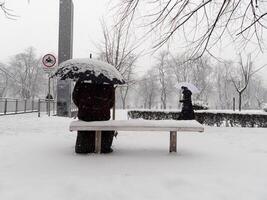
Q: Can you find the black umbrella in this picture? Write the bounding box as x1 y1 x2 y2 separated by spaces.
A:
51 58 125 85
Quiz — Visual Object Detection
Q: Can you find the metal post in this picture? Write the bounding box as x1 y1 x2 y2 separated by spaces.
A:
38 99 41 117
52 77 55 115
48 76 51 116
24 99 27 113
15 99 18 114
233 97 235 111
32 99 34 112
4 98 7 115
46 99 48 114
57 0 73 117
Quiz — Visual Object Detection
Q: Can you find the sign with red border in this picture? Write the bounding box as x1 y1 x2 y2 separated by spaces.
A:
42 54 57 68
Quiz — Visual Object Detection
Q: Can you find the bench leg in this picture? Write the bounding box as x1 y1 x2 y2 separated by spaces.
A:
95 130 102 154
169 131 177 153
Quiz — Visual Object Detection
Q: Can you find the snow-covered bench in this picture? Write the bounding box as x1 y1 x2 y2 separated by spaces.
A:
69 119 204 153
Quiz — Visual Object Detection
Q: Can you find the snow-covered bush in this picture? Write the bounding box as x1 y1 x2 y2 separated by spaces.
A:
263 103 267 112
192 101 209 110
128 110 180 120
128 110 267 128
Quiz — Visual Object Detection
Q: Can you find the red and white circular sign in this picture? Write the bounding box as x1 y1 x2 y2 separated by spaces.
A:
42 54 57 68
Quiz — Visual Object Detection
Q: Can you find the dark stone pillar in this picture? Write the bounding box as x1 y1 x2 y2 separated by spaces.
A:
57 0 74 117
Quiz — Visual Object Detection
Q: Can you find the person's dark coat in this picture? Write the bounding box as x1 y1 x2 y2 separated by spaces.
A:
179 87 195 120
72 81 115 153
72 81 115 121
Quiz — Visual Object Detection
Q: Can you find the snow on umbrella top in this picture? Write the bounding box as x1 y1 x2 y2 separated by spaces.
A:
51 58 125 85
175 82 200 94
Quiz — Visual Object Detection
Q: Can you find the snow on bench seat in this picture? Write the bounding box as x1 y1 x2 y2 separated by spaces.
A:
69 119 204 153
70 119 204 132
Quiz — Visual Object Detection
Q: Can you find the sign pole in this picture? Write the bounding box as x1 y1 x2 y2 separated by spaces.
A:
42 54 57 117
48 75 51 116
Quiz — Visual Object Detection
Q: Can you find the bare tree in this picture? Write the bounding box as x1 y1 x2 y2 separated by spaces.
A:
190 56 213 102
117 0 267 58
8 47 46 99
254 79 266 109
155 51 170 109
0 1 16 19
0 63 9 97
168 53 192 83
118 55 137 109
137 69 158 109
98 19 139 109
126 54 266 110
213 62 236 109
1 0 31 19
243 75 267 109
231 55 253 111
168 53 212 104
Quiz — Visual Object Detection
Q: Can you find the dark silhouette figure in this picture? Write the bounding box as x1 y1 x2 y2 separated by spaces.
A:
72 81 115 154
179 86 195 120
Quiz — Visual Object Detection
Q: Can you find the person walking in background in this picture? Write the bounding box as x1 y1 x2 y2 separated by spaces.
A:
72 80 115 154
179 86 195 120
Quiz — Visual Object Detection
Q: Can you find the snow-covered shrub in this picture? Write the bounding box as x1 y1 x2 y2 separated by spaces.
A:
128 110 180 120
128 110 267 128
263 103 267 112
192 101 209 110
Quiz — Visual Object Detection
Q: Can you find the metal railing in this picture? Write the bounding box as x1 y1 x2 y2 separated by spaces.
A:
0 98 56 117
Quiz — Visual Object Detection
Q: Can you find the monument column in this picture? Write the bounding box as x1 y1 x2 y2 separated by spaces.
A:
57 0 74 117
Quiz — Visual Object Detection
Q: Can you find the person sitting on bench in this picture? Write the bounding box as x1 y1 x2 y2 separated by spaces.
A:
72 80 115 154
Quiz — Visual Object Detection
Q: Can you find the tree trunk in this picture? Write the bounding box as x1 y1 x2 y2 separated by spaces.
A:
122 100 126 109
239 92 242 111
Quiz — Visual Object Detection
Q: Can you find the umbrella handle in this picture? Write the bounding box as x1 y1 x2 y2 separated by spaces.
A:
112 86 116 120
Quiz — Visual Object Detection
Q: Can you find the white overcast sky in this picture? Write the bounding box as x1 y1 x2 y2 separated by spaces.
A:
0 0 267 86
0 0 112 60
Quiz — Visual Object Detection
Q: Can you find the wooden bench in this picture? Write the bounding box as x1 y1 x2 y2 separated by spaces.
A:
69 119 204 153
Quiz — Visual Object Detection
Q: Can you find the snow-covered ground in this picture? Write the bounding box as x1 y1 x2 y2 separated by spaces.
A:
1 111 267 200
